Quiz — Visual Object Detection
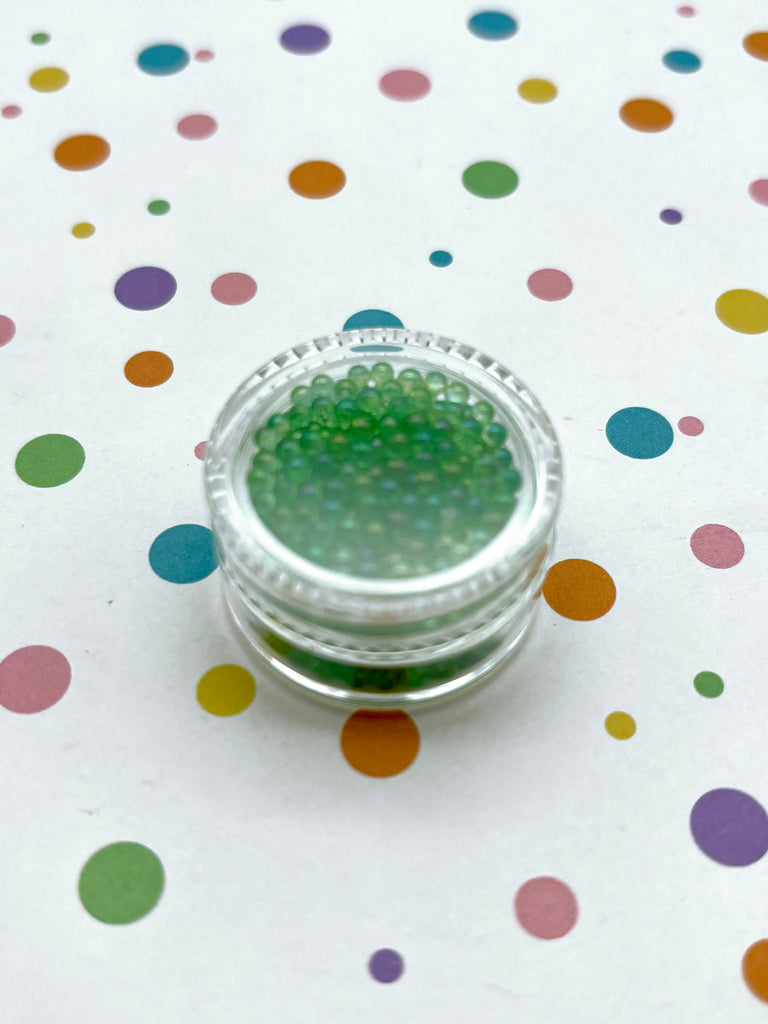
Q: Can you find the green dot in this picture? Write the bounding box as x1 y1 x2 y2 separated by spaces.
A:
147 199 171 216
30 32 51 44
462 160 519 199
78 842 164 924
15 433 85 487
694 671 724 698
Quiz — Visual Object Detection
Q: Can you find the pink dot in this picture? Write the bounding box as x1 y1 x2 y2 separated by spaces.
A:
211 272 257 305
677 4 695 15
0 645 71 714
379 69 431 101
527 268 573 301
177 114 218 140
514 877 578 939
690 524 745 568
2 105 22 119
678 416 704 436
0 315 16 346
194 441 208 460
748 179 768 207
195 49 215 62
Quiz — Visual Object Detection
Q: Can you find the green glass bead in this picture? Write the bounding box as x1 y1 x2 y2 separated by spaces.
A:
288 405 312 430
311 373 335 398
349 413 376 441
291 385 312 408
471 400 494 424
300 427 325 454
335 398 358 429
493 447 512 470
380 380 403 405
425 370 447 395
482 422 507 447
356 387 384 416
334 378 358 401
501 468 522 493
276 437 302 460
284 455 311 483
446 379 469 404
398 367 423 393
348 365 370 387
251 451 281 473
310 396 335 427
408 386 432 411
371 361 395 385
252 489 277 514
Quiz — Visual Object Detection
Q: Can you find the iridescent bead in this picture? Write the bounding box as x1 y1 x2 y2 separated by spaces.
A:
356 387 384 416
348 365 370 388
471 400 494 424
446 379 469 404
310 396 335 427
398 367 423 393
334 398 357 430
482 422 507 447
290 385 312 408
371 361 395 385
311 373 335 399
425 370 447 395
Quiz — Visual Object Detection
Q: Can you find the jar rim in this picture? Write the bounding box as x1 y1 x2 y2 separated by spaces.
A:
204 328 562 622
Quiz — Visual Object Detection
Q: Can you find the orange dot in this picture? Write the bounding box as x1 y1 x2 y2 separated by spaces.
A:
743 939 768 1002
340 710 419 777
124 351 174 388
744 32 768 61
543 558 616 621
54 134 110 170
289 160 346 199
619 98 674 132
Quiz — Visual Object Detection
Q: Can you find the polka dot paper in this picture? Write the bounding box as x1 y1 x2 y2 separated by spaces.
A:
2 1 767 1020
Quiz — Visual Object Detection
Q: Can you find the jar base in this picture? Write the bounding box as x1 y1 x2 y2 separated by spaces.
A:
221 583 541 708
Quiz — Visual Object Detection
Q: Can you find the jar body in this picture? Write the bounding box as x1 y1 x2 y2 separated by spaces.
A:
204 329 562 707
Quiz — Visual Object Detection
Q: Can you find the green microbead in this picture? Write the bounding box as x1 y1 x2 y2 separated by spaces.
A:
387 396 411 422
311 373 335 398
255 426 280 451
408 386 432 411
380 380 403 405
473 452 497 477
493 447 513 470
348 365 370 387
482 422 507 447
471 400 494 424
288 405 312 430
356 387 384 416
371 362 395 385
276 437 302 460
501 468 522 493
251 451 281 473
252 489 277 514
310 396 335 427
398 367 423 393
334 398 358 429
350 440 375 469
442 400 464 424
299 427 325 454
425 370 447 395
291 385 312 408
329 430 350 457
334 378 358 401
349 413 376 441
446 379 469 404
284 455 311 483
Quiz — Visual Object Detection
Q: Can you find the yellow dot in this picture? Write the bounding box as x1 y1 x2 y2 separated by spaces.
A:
197 664 256 716
605 711 636 740
29 66 69 92
71 222 95 239
715 289 768 334
518 78 558 103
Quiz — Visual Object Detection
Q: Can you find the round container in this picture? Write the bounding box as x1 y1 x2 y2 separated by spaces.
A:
204 329 562 707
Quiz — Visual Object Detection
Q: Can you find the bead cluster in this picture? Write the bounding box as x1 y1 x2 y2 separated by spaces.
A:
247 363 522 577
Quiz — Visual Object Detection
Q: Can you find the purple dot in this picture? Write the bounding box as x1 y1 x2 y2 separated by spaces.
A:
690 788 768 866
368 948 404 983
280 24 330 55
114 267 177 310
660 208 683 224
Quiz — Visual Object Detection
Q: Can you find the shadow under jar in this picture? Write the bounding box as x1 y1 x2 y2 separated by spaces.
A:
204 329 562 707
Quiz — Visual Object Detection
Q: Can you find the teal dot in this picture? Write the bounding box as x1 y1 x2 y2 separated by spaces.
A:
467 11 518 40
343 309 404 330
606 407 674 459
137 43 190 76
147 199 170 215
429 250 453 267
149 524 217 583
30 32 51 45
662 50 701 73
694 671 724 698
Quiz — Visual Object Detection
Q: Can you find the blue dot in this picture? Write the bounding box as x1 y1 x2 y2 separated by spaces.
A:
662 50 701 73
606 408 674 459
343 309 404 330
149 524 217 583
467 11 518 40
660 208 683 225
137 44 190 76
429 250 453 267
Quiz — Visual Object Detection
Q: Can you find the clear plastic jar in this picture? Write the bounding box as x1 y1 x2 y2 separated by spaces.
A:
204 329 562 707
